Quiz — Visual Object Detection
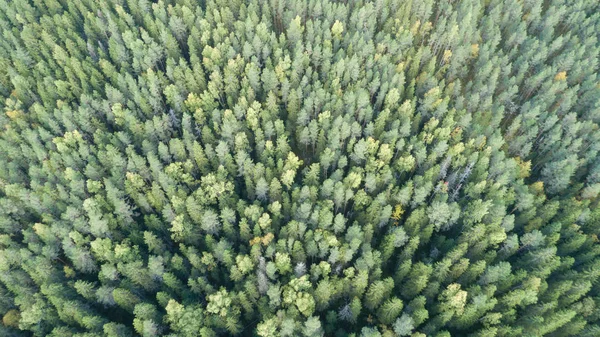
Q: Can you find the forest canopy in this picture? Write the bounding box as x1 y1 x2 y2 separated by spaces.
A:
1 0 600 336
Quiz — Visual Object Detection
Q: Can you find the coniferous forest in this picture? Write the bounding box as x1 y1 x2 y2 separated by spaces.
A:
1 0 600 336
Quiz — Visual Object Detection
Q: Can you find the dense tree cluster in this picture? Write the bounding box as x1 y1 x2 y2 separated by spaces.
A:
1 0 600 336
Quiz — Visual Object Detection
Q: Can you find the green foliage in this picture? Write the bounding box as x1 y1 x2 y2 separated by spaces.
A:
0 0 599 336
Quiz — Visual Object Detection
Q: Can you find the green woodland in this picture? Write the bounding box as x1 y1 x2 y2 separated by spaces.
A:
1 0 600 336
